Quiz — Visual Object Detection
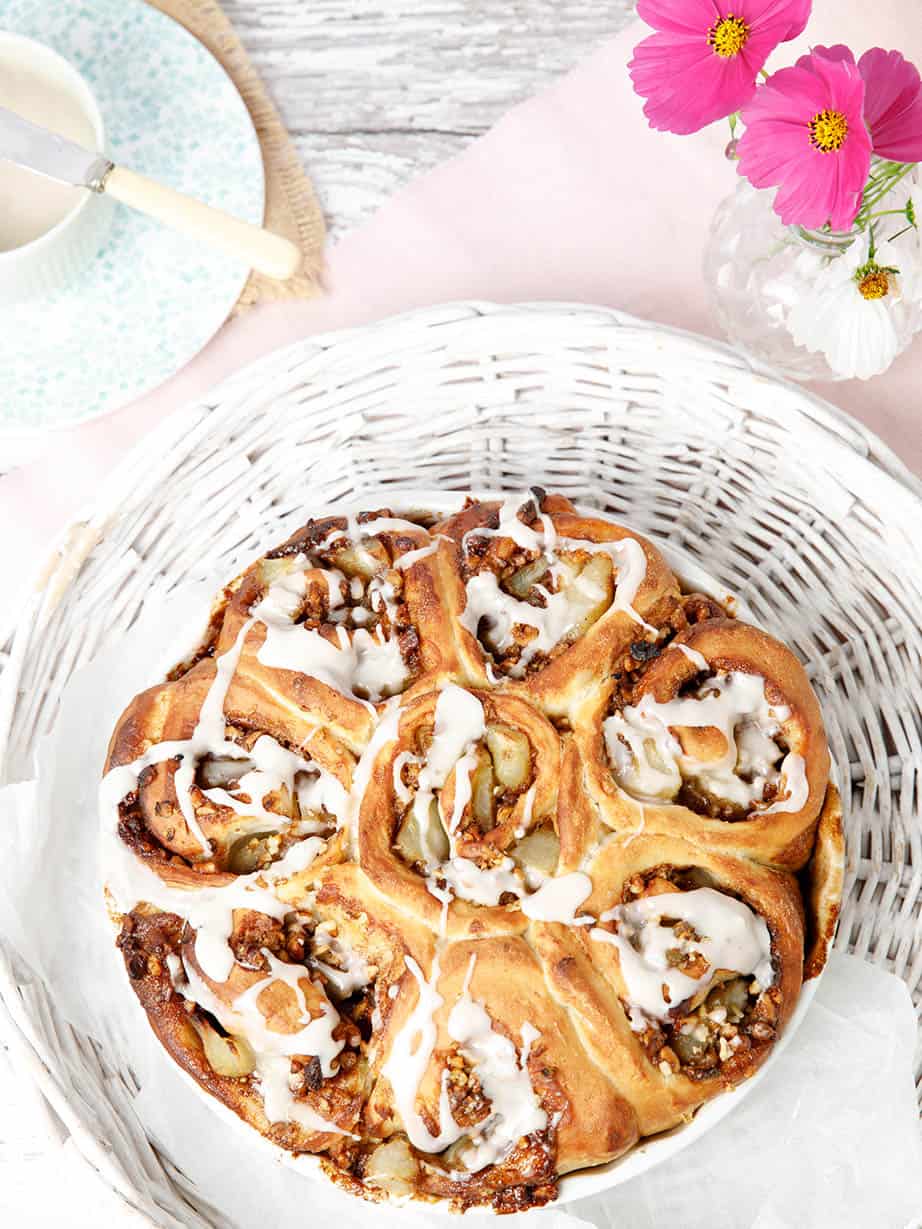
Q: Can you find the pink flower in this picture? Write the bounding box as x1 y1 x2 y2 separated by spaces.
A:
737 47 872 230
629 0 812 135
819 45 922 162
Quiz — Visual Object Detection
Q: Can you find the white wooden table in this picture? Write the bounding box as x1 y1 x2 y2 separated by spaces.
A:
222 0 637 239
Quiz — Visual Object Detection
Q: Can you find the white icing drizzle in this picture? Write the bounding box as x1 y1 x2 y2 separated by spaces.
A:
256 596 408 705
461 490 547 554
347 697 403 852
352 514 429 538
178 953 347 1136
324 568 346 611
312 923 372 998
429 856 592 925
100 619 350 967
254 570 307 621
459 571 591 677
762 754 808 813
459 491 652 677
382 953 459 1151
257 1055 344 1134
513 785 536 839
316 513 428 554
382 950 546 1168
409 686 486 865
391 751 418 805
437 856 523 907
520 785 536 828
187 950 342 1069
520 872 593 923
426 686 487 783
590 887 775 1028
520 1022 540 1065
104 814 326 983
103 612 349 865
251 529 418 705
107 619 256 856
101 620 345 863
201 734 349 834
380 809 465 1153
675 642 710 671
100 621 367 1137
445 747 479 833
444 957 547 1173
394 535 449 570
603 670 807 814
390 684 592 922
103 814 347 1135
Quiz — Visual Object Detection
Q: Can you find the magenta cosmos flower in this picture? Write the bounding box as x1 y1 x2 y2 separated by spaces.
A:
821 45 922 163
737 48 872 230
629 0 812 135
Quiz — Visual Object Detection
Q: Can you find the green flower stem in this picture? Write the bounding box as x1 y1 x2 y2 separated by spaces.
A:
855 161 916 229
862 165 906 205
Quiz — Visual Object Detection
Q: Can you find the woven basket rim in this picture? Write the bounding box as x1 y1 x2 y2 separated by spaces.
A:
194 299 922 494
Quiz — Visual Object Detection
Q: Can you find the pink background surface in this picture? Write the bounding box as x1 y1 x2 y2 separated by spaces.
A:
2 0 920 621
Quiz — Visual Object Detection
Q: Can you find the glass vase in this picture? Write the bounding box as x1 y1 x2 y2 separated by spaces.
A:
703 179 922 382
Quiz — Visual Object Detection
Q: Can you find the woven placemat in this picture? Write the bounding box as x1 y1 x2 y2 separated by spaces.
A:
148 0 325 309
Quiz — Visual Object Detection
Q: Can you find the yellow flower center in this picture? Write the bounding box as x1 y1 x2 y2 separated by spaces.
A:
858 270 890 300
708 15 750 58
809 110 849 153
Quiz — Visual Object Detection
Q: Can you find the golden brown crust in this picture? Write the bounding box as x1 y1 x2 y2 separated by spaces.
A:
103 492 841 1213
802 785 845 980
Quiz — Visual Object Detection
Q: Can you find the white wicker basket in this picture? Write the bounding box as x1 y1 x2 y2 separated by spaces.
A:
1 301 921 1227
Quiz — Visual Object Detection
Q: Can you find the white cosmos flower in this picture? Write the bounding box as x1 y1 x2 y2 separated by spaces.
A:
787 237 911 380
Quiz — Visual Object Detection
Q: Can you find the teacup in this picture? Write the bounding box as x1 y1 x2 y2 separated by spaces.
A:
0 32 113 305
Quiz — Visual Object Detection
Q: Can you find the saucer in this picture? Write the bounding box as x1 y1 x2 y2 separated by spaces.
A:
0 0 264 460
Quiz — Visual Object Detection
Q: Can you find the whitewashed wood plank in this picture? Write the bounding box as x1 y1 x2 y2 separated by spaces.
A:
224 0 637 136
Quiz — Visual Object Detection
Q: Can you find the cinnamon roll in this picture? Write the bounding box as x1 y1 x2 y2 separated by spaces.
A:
215 510 462 751
531 833 805 1136
356 683 596 938
117 860 435 1155
105 656 354 886
576 617 830 868
101 491 842 1213
359 934 639 1209
437 490 680 714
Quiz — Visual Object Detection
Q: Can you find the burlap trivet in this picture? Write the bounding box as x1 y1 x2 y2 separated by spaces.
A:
147 0 325 309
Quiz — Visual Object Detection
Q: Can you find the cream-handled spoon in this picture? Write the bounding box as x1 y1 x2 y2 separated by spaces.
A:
0 104 302 280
